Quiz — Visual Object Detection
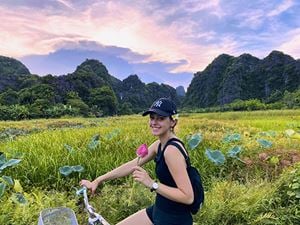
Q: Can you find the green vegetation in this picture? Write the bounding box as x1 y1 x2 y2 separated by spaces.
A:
184 51 300 109
0 110 299 224
0 57 180 120
1 52 299 121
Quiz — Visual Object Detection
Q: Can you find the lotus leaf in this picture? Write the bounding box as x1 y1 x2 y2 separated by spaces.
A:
88 134 100 150
72 165 84 172
285 129 295 137
2 176 14 185
0 182 6 198
64 144 75 153
187 133 203 150
227 146 242 158
205 149 225 165
0 154 6 165
59 166 73 176
105 129 120 140
11 192 27 204
60 165 84 176
0 159 21 171
223 133 241 143
257 139 272 148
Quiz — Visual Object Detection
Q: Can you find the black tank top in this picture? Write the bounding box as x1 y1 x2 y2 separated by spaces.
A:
154 138 190 214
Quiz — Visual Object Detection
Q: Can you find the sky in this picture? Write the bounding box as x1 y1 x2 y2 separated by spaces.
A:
1 0 300 90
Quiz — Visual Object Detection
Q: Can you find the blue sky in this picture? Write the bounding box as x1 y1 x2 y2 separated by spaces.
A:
0 0 299 89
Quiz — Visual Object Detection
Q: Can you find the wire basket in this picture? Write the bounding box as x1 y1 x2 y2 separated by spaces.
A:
38 207 78 225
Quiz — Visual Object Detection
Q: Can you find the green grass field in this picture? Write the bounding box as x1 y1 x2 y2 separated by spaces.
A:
0 110 300 225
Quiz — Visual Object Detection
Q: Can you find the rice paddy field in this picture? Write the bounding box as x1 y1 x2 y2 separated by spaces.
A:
0 110 300 225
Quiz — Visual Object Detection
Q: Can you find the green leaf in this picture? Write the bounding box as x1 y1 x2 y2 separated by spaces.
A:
285 129 295 137
257 139 272 148
269 156 279 165
59 165 84 176
223 133 241 143
0 154 6 165
1 176 14 185
88 134 100 150
72 165 84 172
259 131 276 137
187 133 202 150
105 129 121 140
295 191 300 199
205 149 226 165
0 159 21 171
59 166 73 176
14 179 23 193
0 182 6 198
291 183 300 189
11 192 27 204
291 133 300 140
227 146 242 158
287 190 295 197
64 144 75 153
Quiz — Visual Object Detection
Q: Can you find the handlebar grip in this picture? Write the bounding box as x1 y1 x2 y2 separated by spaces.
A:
76 186 87 195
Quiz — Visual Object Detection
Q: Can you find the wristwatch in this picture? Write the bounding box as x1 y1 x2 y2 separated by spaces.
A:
150 181 159 192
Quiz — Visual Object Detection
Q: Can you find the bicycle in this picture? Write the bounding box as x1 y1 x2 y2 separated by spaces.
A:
38 187 110 225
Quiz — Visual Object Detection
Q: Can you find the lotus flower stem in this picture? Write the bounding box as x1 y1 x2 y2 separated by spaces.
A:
128 144 149 205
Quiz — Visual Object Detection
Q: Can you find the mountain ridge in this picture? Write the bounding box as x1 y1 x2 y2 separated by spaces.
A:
184 50 300 107
0 50 299 115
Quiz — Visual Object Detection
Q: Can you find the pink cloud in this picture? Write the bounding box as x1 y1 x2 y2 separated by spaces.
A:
0 2 235 73
267 0 294 17
278 28 300 59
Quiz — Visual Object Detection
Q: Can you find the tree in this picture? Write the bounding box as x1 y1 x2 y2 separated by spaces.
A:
282 90 300 108
66 91 89 116
89 86 117 116
117 102 133 115
0 88 18 105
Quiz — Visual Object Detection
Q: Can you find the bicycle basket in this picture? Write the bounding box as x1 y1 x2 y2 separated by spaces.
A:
38 207 78 225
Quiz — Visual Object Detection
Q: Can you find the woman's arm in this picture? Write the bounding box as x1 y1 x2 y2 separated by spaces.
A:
133 144 194 205
157 145 194 204
80 140 159 194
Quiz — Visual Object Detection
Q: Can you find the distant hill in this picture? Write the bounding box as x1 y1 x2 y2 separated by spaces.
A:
0 56 180 117
184 50 300 108
0 56 31 92
176 86 185 97
0 51 299 120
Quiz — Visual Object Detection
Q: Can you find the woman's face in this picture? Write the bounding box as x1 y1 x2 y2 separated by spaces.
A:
149 113 173 136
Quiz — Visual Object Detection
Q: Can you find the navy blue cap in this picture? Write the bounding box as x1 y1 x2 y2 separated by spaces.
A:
142 98 177 117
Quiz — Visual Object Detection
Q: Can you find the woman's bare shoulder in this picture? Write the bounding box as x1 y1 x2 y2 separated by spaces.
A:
148 140 160 153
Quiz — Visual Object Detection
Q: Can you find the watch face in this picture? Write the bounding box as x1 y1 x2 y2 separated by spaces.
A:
152 182 159 190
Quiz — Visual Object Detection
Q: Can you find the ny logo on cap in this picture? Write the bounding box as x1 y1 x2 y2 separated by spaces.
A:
153 100 162 108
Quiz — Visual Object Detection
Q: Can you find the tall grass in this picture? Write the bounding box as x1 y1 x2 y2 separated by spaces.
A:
0 111 299 224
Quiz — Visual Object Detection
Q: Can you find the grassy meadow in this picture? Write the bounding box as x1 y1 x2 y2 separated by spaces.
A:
0 110 300 225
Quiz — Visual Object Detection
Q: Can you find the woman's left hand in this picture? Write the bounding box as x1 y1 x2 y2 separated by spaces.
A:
132 166 153 188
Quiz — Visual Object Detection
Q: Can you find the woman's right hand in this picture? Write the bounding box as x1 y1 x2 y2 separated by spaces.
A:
80 179 100 195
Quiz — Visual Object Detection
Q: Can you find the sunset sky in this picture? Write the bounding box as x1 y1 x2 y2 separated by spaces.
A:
1 0 300 89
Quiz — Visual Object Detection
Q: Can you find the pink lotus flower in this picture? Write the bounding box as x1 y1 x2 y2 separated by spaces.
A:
136 144 148 165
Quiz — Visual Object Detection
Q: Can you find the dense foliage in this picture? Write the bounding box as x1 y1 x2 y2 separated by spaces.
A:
0 57 179 119
184 51 300 108
0 51 300 120
0 111 299 224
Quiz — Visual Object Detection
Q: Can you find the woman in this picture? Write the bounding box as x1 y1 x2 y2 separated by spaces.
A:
80 98 194 225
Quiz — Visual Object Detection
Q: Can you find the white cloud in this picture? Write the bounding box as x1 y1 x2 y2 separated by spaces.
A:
179 0 224 17
278 28 300 59
267 0 294 17
0 1 235 73
237 9 265 29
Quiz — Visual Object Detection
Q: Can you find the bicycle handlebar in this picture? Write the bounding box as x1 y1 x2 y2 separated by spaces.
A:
76 187 110 225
